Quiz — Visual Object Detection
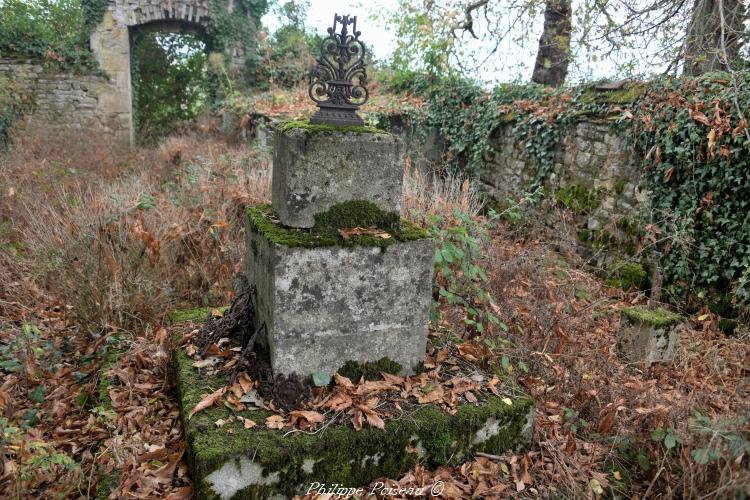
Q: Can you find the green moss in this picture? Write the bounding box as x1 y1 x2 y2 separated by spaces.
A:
601 84 646 105
622 306 681 328
246 204 431 250
555 184 601 214
168 306 228 324
337 357 402 382
605 261 647 291
173 346 533 499
613 178 626 195
313 200 400 233
279 119 387 135
578 83 646 106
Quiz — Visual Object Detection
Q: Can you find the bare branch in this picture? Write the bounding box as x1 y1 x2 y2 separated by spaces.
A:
452 0 490 39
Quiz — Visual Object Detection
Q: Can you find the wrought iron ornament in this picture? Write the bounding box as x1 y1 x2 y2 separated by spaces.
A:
308 14 369 126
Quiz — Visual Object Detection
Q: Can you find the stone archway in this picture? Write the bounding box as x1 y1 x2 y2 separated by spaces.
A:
89 1 251 146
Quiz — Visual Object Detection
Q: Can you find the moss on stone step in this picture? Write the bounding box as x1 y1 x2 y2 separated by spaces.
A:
621 306 681 328
173 346 533 500
246 203 431 250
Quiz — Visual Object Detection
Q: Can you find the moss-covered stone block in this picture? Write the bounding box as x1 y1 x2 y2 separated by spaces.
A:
272 122 401 228
245 206 434 377
618 306 682 364
173 347 534 500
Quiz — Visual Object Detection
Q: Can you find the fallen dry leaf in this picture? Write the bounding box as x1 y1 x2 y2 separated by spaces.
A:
188 387 225 419
265 415 286 430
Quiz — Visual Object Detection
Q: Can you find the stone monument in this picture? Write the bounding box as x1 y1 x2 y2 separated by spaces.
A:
245 14 435 377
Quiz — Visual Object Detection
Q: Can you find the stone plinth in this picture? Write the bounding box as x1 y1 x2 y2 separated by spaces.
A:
618 306 682 364
172 344 534 500
245 205 433 377
271 123 402 228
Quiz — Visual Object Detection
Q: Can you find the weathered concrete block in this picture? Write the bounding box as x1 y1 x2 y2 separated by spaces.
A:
618 306 682 364
245 205 433 377
271 123 402 228
172 345 534 500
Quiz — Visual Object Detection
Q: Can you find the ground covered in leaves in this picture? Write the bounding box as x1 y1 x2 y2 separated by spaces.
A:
1 127 749 499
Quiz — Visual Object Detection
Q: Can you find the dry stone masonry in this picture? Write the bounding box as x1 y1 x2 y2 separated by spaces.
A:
0 57 129 141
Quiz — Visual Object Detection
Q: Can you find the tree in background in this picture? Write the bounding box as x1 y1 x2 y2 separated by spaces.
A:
532 0 572 86
0 0 91 68
263 0 317 88
385 0 749 86
684 0 746 75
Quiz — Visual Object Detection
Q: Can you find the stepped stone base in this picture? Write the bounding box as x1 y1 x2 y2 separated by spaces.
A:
172 346 535 500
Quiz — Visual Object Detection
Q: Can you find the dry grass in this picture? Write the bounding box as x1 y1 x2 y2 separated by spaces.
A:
1 126 271 334
401 162 485 223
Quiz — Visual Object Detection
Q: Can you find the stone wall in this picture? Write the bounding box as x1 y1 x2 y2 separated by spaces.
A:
480 118 648 233
0 57 129 144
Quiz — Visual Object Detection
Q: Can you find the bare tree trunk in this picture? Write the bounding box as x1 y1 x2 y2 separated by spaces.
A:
684 0 746 75
532 0 572 87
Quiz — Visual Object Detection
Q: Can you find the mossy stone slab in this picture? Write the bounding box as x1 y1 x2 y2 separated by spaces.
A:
173 346 534 500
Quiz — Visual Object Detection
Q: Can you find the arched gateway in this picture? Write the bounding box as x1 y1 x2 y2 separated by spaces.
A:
89 0 261 146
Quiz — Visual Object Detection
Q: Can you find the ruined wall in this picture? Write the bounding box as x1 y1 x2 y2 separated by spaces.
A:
0 57 129 143
481 118 648 232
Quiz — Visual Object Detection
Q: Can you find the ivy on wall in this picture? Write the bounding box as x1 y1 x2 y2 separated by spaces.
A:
401 72 750 315
632 72 750 312
206 0 268 86
81 0 108 37
405 75 640 181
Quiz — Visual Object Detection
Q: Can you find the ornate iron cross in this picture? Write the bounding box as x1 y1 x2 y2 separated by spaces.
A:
308 14 369 126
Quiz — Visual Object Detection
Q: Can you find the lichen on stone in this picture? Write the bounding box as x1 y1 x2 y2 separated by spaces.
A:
621 305 681 328
279 119 387 136
246 204 430 250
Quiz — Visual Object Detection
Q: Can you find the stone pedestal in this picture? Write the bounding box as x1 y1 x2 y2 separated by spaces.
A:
245 205 434 377
271 124 402 228
618 306 682 364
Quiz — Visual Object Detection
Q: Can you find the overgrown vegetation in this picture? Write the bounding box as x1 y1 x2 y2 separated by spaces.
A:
633 72 750 317
0 0 95 70
131 32 210 142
